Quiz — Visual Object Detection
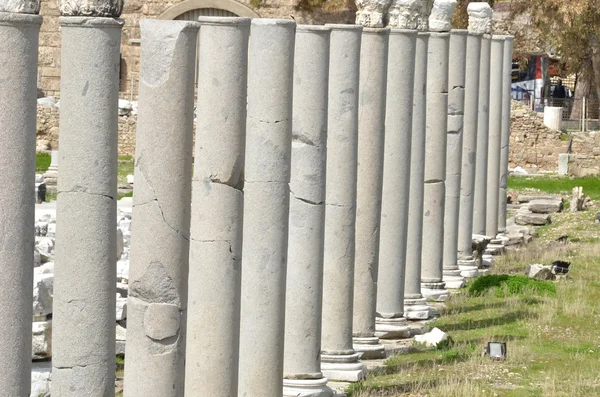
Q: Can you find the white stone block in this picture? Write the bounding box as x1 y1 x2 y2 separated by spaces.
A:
126 174 134 184
116 323 127 341
116 294 127 321
428 0 456 32
0 0 40 13
32 273 53 318
32 321 52 359
543 107 562 131
558 153 569 175
467 2 493 34
414 327 448 347
31 361 52 397
116 228 124 260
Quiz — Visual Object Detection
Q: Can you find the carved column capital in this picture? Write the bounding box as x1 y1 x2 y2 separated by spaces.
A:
416 0 433 31
467 2 493 34
356 0 392 28
59 0 124 17
387 0 420 30
428 0 456 32
0 0 40 14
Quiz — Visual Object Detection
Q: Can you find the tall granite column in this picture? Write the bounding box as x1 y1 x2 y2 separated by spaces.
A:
124 20 198 397
404 0 433 319
238 19 295 397
352 27 389 358
442 29 467 289
321 24 366 382
498 36 515 233
283 25 334 397
187 17 249 397
498 36 514 233
0 4 41 395
456 26 483 277
484 36 505 238
471 3 493 236
52 3 123 395
420 0 455 302
375 9 418 334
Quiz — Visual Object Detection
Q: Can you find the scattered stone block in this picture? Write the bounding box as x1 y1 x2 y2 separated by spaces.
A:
116 294 127 321
31 361 52 397
526 264 556 280
571 187 585 212
414 327 448 348
32 321 52 360
528 198 563 214
32 273 53 318
515 210 551 226
517 194 559 203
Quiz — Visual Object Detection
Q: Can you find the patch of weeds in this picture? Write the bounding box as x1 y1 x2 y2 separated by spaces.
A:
36 152 51 172
508 175 600 200
468 275 556 297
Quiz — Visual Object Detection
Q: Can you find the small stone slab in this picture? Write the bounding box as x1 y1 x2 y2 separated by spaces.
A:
515 210 551 226
526 264 556 280
528 198 563 214
517 194 561 203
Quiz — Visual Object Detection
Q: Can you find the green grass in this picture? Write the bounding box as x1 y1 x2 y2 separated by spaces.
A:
468 275 556 297
508 176 600 200
36 152 51 172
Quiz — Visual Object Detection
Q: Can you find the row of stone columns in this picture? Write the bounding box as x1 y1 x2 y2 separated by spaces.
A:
0 1 516 395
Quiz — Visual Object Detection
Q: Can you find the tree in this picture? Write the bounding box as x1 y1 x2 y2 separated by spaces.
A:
452 0 495 29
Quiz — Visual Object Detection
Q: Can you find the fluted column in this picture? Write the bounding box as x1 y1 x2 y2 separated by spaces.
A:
498 36 514 233
283 25 334 397
321 24 366 382
124 20 198 397
0 4 41 394
238 19 295 397
420 0 456 302
442 29 467 289
404 0 433 319
456 29 483 277
352 27 389 358
52 3 123 394
185 18 249 397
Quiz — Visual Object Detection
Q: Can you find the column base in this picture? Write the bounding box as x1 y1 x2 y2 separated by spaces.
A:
283 378 335 397
375 316 411 339
320 353 366 382
442 269 466 289
403 297 431 320
458 259 479 278
352 336 386 359
421 281 449 301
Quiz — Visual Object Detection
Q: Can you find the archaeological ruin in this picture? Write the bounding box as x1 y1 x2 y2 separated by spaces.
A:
0 0 521 395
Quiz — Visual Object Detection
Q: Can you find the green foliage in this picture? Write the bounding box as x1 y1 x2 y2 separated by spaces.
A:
508 175 600 200
468 275 556 297
36 152 51 172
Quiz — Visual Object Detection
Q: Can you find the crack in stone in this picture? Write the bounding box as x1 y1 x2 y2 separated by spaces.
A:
53 358 110 370
292 132 318 147
424 179 444 184
248 115 287 125
133 199 189 242
290 189 322 206
203 175 243 192
58 189 115 202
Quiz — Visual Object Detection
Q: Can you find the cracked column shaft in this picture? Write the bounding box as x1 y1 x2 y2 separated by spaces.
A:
485 36 505 237
124 19 198 397
442 29 467 290
238 18 295 397
456 31 482 276
320 24 366 383
283 25 334 397
498 37 514 233
352 27 389 357
185 17 249 397
0 10 41 396
375 28 416 336
472 34 492 235
420 31 450 302
53 16 123 396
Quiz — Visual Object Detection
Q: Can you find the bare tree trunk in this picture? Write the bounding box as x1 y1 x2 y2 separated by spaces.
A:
588 35 600 121
571 58 593 120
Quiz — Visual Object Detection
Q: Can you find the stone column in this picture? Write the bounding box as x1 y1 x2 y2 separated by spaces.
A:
124 20 198 397
442 29 467 289
485 36 505 238
321 24 366 382
456 29 483 277
283 25 334 397
186 17 249 397
470 2 493 236
498 36 514 233
0 4 41 395
52 3 123 394
238 19 295 397
352 27 389 358
375 23 418 335
404 0 433 318
420 0 455 302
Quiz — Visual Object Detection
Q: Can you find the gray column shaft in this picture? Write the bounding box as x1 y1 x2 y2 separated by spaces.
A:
0 12 41 395
421 32 450 283
457 33 482 260
284 25 330 378
124 20 198 397
498 37 514 232
187 18 249 397
377 29 416 316
485 37 505 237
404 32 428 298
53 17 122 396
354 27 389 336
322 24 362 355
238 19 295 397
443 30 467 273
472 35 491 235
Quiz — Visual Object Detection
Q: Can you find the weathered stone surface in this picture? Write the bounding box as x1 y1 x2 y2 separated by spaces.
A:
528 198 563 214
514 210 551 226
417 0 434 30
0 0 40 14
467 2 492 34
387 0 420 29
31 361 52 397
570 187 585 212
59 0 123 17
32 321 52 359
414 327 448 347
116 293 127 321
355 0 392 27
498 37 514 233
33 273 53 318
143 303 180 340
526 264 556 280
517 194 560 203
428 0 456 32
